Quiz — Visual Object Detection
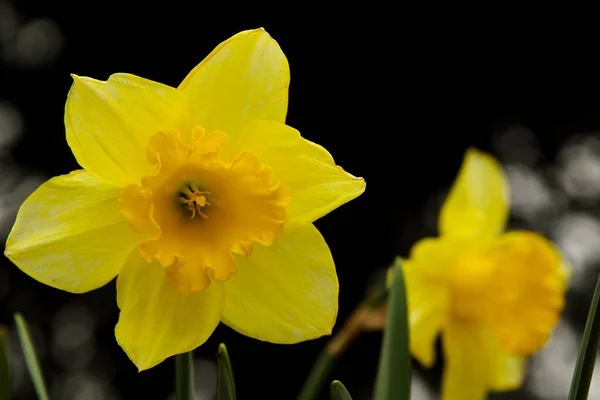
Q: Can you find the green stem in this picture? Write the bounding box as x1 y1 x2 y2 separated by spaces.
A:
373 259 410 400
14 314 49 400
298 287 388 400
297 350 337 400
331 380 353 400
569 275 600 400
217 343 237 400
1 326 10 400
175 352 194 400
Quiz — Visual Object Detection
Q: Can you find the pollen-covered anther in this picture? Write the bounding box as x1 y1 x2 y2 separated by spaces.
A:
179 186 211 219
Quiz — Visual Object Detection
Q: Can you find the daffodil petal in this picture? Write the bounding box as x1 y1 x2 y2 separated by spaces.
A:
488 340 526 391
441 320 525 400
439 148 509 238
221 224 338 343
441 320 491 400
115 250 225 371
403 238 455 365
408 237 459 279
178 28 289 144
5 170 140 293
66 73 194 186
233 120 365 224
403 259 449 367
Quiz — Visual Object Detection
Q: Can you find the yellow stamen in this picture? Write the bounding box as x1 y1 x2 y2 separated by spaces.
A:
180 189 212 219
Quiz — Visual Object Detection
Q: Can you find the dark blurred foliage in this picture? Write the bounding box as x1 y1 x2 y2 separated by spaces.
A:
2 3 600 399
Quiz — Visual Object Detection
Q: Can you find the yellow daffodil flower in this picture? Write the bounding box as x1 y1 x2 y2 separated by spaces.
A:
397 148 567 400
4 28 366 371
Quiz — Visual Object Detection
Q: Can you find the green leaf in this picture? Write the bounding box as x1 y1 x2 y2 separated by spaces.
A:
373 259 410 400
175 351 194 400
298 283 388 400
0 325 10 400
569 274 600 400
14 313 49 400
217 343 236 400
297 350 336 400
330 380 352 400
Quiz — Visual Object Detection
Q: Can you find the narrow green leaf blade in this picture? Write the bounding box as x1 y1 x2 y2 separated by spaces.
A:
217 343 236 400
0 326 10 400
373 259 410 400
330 380 352 400
569 275 600 400
297 350 336 400
175 352 194 400
14 313 49 400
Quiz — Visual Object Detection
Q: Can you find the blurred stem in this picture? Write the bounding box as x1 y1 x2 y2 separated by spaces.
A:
176 351 194 400
297 287 387 400
14 314 49 400
1 326 10 400
297 351 336 400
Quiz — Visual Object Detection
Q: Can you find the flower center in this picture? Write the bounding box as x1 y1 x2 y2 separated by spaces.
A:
179 185 211 219
118 127 291 295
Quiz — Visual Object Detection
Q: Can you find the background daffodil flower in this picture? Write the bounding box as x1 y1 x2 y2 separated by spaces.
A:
396 148 568 400
3 28 366 371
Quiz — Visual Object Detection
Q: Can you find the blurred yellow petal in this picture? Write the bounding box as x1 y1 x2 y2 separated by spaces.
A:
5 170 140 293
485 231 566 355
233 120 365 224
115 250 225 371
488 342 526 391
442 320 526 400
441 320 490 400
66 73 194 186
403 238 456 366
439 148 509 238
403 259 449 367
221 224 338 343
178 29 289 145
408 237 461 279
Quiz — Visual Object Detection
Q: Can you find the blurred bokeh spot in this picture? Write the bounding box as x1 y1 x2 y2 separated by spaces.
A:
0 0 63 68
